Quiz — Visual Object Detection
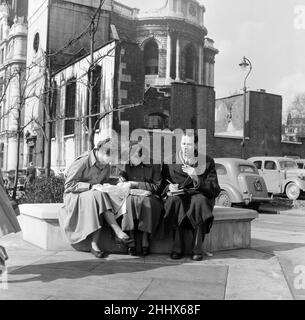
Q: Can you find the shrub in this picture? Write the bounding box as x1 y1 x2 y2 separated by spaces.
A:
20 176 65 204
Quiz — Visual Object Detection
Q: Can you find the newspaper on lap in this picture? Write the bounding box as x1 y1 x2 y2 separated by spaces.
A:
92 183 131 220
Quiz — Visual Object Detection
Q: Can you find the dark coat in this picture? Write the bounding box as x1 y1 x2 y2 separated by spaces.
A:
162 155 221 233
119 164 164 236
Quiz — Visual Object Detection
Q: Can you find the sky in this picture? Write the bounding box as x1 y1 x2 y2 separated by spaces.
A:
121 0 305 119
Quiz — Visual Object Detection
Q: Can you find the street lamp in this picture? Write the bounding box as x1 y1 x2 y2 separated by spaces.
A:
239 56 252 159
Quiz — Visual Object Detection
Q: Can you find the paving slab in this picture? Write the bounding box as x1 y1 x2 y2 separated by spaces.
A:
225 257 293 300
275 248 305 300
5 265 152 300
139 277 226 300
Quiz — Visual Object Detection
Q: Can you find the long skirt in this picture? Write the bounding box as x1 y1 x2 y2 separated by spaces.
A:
0 185 21 238
163 193 215 236
60 187 129 245
121 195 164 238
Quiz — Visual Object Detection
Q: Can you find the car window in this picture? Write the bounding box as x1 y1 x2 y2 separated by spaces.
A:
297 163 304 169
264 161 277 170
279 161 298 170
253 161 262 170
215 163 227 175
239 165 256 173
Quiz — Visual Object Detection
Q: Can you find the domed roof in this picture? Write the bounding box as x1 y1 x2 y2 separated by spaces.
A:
137 0 206 29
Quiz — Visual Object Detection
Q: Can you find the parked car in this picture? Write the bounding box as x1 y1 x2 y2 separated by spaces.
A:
296 159 305 170
248 157 305 200
214 158 272 209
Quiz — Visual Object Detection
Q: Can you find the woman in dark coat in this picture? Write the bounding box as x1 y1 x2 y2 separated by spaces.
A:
162 133 221 261
119 142 164 256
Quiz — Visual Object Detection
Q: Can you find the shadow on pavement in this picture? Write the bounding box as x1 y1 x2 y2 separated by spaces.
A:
252 238 305 253
6 259 184 285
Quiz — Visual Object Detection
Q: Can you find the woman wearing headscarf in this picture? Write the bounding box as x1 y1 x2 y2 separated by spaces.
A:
118 141 164 256
59 138 134 259
0 169 21 267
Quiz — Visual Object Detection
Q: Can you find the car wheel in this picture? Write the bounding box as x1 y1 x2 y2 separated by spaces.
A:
285 183 301 200
216 190 232 207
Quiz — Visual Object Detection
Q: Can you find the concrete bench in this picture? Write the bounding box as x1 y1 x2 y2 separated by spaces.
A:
19 204 258 253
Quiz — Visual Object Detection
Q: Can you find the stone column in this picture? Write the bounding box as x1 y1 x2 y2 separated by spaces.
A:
175 34 181 81
166 31 172 84
198 44 204 85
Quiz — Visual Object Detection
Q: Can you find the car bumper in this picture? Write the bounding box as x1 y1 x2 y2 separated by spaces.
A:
244 194 273 205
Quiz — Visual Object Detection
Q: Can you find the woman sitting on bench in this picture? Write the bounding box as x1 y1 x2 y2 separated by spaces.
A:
118 141 164 256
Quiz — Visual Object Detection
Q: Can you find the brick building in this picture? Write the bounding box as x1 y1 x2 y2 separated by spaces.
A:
20 0 304 173
282 114 305 143
0 0 28 171
23 0 219 171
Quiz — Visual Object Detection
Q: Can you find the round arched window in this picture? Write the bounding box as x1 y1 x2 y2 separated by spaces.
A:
144 40 159 75
33 33 40 53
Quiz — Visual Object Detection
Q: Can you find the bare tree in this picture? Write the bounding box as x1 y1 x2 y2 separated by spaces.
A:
287 93 305 118
0 63 41 200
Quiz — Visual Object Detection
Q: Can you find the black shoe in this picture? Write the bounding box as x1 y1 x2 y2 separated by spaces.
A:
91 248 107 259
128 246 137 256
170 252 184 260
142 247 150 257
191 254 203 261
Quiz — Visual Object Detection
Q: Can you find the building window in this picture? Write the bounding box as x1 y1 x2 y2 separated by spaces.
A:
87 65 101 130
33 32 40 53
28 146 34 164
173 0 178 12
0 48 4 65
144 39 159 75
64 78 76 136
185 44 196 80
51 80 58 139
0 142 4 169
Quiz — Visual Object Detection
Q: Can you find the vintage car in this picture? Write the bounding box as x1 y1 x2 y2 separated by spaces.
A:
296 159 305 170
214 158 271 209
248 157 305 200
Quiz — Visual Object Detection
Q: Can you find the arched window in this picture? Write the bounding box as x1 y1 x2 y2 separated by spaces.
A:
185 44 196 80
0 142 4 169
65 77 76 136
144 39 159 75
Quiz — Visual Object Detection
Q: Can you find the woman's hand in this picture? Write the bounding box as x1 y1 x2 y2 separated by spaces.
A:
123 181 139 189
169 184 179 192
182 165 197 177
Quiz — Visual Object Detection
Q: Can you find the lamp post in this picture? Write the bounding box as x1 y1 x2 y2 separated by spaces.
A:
239 56 252 159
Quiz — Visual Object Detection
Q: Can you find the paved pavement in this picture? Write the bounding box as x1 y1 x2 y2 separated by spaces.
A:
0 213 305 300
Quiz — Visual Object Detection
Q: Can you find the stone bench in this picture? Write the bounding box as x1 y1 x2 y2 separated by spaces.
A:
19 204 258 253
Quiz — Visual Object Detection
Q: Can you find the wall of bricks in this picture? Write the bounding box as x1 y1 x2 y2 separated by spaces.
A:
169 83 305 159
49 1 110 72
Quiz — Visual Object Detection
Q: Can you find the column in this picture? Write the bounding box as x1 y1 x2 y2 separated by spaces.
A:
175 35 181 81
166 31 172 84
198 44 204 85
